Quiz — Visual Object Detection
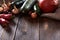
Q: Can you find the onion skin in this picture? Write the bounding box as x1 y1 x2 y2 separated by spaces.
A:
38 0 58 13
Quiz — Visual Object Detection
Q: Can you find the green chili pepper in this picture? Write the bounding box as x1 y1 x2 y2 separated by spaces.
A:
11 0 25 8
33 3 41 16
20 0 36 13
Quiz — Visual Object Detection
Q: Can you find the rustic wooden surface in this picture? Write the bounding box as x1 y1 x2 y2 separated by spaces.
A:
0 0 60 40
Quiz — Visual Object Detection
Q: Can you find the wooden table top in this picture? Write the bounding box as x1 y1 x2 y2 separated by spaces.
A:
0 0 60 40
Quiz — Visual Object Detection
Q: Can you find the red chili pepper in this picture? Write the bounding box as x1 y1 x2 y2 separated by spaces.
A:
0 18 9 27
0 14 13 20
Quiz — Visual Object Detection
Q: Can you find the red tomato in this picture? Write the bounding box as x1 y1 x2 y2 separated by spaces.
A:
38 0 58 13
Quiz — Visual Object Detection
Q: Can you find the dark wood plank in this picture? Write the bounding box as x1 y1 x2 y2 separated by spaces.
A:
40 18 60 40
14 16 39 40
0 25 4 40
0 17 19 40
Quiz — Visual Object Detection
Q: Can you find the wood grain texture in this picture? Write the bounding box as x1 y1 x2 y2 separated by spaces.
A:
40 18 60 40
0 25 4 40
0 0 60 40
0 17 19 40
14 16 39 40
